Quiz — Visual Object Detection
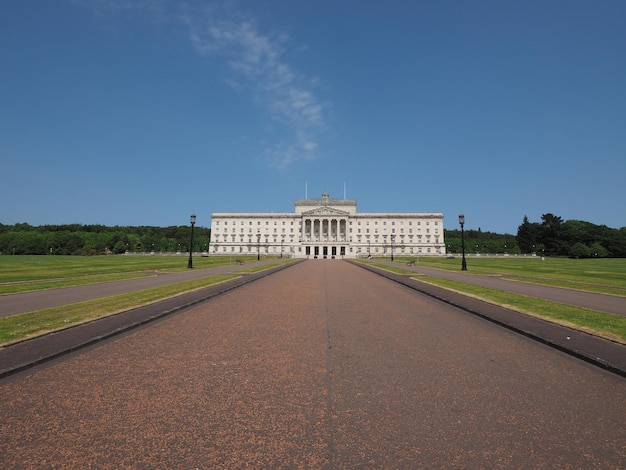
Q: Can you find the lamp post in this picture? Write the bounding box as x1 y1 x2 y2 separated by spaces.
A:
391 234 395 261
257 232 261 261
280 234 285 258
459 214 467 271
187 214 196 269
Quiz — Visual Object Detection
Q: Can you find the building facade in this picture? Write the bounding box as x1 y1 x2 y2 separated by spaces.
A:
210 191 446 259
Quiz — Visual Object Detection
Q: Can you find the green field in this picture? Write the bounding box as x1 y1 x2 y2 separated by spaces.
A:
396 255 626 295
0 254 261 294
363 256 626 343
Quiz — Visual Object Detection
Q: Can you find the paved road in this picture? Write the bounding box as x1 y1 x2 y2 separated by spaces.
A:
0 260 281 317
1 260 624 468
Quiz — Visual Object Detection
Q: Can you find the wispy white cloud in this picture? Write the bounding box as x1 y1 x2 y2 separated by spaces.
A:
181 8 327 168
75 0 327 169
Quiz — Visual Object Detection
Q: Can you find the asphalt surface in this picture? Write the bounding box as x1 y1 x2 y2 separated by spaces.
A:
1 260 624 468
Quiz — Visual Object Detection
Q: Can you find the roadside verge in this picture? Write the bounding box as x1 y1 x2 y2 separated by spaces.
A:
352 261 626 378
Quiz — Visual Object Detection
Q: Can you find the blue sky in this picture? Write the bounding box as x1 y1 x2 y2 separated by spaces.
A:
2 1 625 234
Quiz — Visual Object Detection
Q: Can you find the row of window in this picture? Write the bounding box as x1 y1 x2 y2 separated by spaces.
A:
216 227 439 235
214 219 440 228
214 246 441 254
212 236 441 244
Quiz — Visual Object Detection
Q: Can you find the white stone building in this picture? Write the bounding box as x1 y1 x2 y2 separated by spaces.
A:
210 191 446 259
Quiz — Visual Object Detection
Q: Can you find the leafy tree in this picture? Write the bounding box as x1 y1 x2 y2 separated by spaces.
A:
570 242 591 258
589 242 609 258
112 241 127 254
518 215 625 258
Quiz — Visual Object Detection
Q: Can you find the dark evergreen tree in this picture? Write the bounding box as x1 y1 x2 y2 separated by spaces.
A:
516 215 541 253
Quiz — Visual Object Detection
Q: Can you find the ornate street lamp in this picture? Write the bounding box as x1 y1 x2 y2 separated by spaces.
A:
459 214 467 271
257 232 261 261
391 234 395 261
187 214 196 269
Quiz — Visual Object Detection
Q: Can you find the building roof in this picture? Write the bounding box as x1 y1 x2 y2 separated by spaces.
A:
294 190 357 208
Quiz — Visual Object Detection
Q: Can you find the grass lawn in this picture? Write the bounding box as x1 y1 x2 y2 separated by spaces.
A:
0 254 261 294
394 256 626 295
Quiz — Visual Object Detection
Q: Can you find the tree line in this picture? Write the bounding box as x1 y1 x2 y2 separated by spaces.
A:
445 214 626 258
2 214 625 257
0 223 211 255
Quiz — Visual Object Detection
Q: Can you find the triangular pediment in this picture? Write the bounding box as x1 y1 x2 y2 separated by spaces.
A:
302 206 350 217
